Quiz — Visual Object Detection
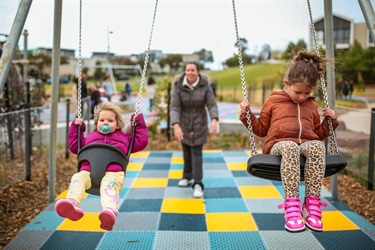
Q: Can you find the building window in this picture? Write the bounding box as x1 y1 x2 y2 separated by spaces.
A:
313 16 351 45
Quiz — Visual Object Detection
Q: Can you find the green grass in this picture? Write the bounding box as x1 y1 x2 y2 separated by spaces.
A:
205 63 287 87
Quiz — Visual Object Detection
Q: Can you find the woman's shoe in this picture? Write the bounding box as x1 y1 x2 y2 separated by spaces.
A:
178 179 193 187
278 198 305 232
302 196 327 232
55 198 84 221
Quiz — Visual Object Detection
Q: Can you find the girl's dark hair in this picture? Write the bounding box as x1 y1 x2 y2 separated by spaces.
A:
186 62 200 71
287 49 330 88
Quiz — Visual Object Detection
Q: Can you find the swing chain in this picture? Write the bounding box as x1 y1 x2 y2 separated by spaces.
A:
77 0 83 119
134 0 159 119
307 0 339 155
232 0 258 156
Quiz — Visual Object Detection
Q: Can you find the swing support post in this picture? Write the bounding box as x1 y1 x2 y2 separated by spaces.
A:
323 0 339 200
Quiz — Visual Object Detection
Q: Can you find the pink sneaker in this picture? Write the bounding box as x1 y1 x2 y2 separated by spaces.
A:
99 207 118 231
278 198 305 232
55 198 84 221
302 196 327 232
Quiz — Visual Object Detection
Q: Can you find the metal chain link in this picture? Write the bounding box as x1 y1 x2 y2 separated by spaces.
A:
133 0 159 119
77 0 83 119
307 0 339 154
232 0 257 156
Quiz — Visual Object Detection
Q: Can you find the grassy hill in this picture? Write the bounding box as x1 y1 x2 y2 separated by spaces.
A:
205 62 287 87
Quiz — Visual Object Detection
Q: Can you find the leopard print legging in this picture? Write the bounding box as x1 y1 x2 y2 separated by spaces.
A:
270 140 325 198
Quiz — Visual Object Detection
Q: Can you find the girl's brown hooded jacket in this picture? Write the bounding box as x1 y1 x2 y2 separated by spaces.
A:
240 90 339 154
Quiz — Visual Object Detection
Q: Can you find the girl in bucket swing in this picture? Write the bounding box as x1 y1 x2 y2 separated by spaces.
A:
239 49 339 232
55 102 148 231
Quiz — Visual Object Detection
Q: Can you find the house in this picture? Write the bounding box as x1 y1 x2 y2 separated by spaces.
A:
311 13 374 50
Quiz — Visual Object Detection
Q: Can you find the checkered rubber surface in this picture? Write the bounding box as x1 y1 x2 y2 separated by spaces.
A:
5 150 375 250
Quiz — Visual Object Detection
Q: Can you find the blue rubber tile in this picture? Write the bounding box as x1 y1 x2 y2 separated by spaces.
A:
167 179 182 187
119 199 162 212
148 151 173 157
23 211 64 230
244 198 284 213
155 231 210 250
137 169 169 178
4 230 55 250
98 231 156 250
119 187 130 198
159 213 207 231
363 229 375 241
204 169 233 178
261 231 324 249
203 152 223 158
209 232 266 250
203 177 237 188
126 188 165 199
313 230 375 249
40 231 104 250
114 212 160 231
130 157 147 163
80 198 102 212
252 213 286 231
224 156 250 163
145 158 171 164
142 163 170 170
123 177 135 188
341 211 375 229
125 171 139 178
172 151 183 157
164 186 195 198
231 171 249 177
204 187 242 198
235 176 273 186
222 150 248 157
170 163 183 170
205 198 248 212
203 157 226 163
203 163 228 170
327 198 352 211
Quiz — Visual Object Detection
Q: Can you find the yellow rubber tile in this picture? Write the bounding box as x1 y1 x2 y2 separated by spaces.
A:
322 211 359 231
168 169 182 179
239 186 283 198
171 157 184 164
227 162 247 171
161 198 205 214
126 162 143 171
206 212 258 231
131 151 150 158
246 151 262 157
55 190 88 200
203 150 222 153
57 212 104 231
131 178 168 188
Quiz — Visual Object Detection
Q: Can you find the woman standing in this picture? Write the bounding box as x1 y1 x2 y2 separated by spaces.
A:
170 62 219 198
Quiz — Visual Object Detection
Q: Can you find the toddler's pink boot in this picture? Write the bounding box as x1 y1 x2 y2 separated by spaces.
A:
302 195 327 232
55 198 84 221
99 207 118 231
278 198 305 232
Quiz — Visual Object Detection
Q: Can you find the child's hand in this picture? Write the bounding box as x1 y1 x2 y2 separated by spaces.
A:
322 108 337 120
240 99 250 114
74 118 83 126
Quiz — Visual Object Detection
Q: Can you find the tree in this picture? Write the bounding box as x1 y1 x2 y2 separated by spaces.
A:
194 48 214 65
258 44 272 63
159 54 183 72
283 39 307 60
234 37 248 55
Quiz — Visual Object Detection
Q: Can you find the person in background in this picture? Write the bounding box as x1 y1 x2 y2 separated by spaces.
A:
170 62 219 198
55 102 148 231
102 75 113 102
125 82 132 99
146 76 157 111
240 50 339 232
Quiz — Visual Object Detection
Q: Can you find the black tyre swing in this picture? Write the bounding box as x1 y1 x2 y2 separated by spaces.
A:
74 0 158 195
231 0 347 181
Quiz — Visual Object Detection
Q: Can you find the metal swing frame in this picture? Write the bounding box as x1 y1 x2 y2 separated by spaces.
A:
231 0 347 181
75 0 159 195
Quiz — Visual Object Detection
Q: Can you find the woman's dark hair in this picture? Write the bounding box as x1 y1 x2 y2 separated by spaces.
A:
186 62 200 71
287 49 330 88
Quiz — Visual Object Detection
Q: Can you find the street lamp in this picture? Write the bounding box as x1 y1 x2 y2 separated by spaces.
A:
107 26 113 63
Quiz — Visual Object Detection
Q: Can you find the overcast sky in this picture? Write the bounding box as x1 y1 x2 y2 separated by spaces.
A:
1 0 374 70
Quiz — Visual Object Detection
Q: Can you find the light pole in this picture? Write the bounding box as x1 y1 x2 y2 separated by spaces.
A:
107 26 113 63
